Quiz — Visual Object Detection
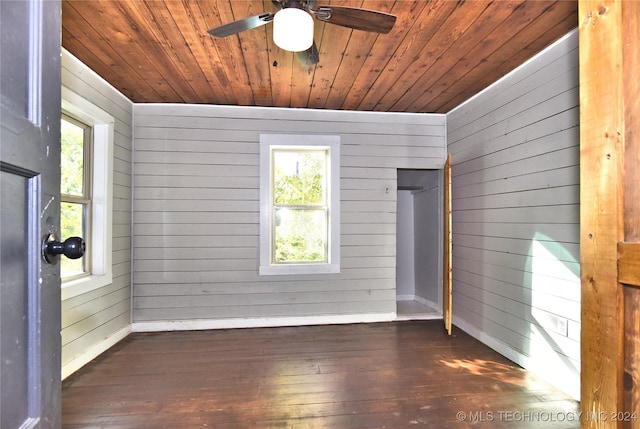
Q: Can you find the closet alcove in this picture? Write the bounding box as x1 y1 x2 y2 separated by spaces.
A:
396 169 443 320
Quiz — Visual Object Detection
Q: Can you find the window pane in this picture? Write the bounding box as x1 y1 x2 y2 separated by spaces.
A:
273 150 326 205
274 208 327 263
60 202 87 278
61 118 84 196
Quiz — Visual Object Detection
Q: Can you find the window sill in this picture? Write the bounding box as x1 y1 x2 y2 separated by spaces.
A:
61 272 112 301
259 263 340 276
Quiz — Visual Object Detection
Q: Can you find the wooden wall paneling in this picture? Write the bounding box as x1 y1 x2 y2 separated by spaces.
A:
146 1 227 104
619 243 640 288
117 1 206 103
365 0 468 111
456 139 578 191
189 1 241 102
61 1 579 113
438 1 577 112
131 100 445 123
61 58 132 127
164 1 234 104
426 1 578 113
622 0 640 242
396 0 534 113
453 246 580 294
386 0 517 113
322 1 391 110
624 286 640 428
199 1 256 106
451 277 580 357
351 0 434 98
452 265 581 322
306 0 362 109
579 0 625 425
510 2 579 64
452 285 580 360
61 2 170 102
463 72 578 138
447 41 579 152
132 104 445 324
229 0 273 106
61 286 131 355
60 50 133 377
288 42 318 108
454 220 579 244
447 31 580 398
621 0 640 422
132 122 444 149
455 166 579 202
345 0 450 111
453 206 579 227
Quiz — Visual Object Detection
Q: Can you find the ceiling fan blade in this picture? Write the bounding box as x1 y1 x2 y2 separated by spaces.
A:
208 13 274 38
296 41 320 66
315 6 396 34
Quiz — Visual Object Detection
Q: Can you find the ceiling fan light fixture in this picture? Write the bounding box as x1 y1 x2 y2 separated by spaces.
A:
273 8 314 52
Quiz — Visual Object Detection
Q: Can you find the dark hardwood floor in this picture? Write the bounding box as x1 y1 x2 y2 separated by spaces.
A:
62 321 579 428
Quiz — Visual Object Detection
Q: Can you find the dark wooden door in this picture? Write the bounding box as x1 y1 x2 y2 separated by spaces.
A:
1 0 63 427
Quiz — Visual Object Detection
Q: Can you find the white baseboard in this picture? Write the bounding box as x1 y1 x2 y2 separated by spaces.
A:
132 312 397 332
62 325 132 380
452 315 580 400
453 315 527 366
414 295 439 311
396 294 440 311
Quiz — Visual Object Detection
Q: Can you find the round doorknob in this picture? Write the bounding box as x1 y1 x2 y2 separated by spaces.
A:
42 234 85 264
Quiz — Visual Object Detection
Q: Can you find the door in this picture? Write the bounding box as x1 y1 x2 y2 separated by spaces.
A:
443 154 452 335
1 0 63 427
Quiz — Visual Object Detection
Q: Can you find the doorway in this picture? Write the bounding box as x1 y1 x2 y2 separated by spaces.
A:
396 169 442 320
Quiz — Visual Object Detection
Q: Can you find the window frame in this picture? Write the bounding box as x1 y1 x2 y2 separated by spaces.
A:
259 134 340 276
60 113 93 281
61 87 114 300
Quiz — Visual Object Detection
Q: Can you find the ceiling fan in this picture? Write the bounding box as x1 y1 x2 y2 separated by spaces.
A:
207 0 396 66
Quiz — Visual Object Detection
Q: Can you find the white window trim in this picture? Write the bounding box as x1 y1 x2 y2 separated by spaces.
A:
61 87 114 300
259 134 340 276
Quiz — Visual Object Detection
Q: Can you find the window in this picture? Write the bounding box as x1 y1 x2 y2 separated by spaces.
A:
260 134 340 275
60 114 92 280
61 87 114 300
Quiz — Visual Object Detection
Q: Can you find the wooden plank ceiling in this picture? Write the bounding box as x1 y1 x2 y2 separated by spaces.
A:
62 0 577 113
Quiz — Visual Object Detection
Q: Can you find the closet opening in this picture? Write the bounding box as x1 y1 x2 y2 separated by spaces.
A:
396 169 442 320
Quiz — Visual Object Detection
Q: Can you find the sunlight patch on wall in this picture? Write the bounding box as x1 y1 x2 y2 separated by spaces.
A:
527 233 580 399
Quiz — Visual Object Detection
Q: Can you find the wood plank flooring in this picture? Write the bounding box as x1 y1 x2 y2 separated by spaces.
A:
62 321 579 428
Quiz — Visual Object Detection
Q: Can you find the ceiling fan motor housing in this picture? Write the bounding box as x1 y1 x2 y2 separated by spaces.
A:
273 3 314 52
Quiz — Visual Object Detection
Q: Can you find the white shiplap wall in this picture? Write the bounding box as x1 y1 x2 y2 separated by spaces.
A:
61 50 133 378
446 31 580 399
133 105 445 329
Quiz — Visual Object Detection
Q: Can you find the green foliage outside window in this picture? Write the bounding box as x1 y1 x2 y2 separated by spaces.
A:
60 117 89 278
273 150 325 204
61 119 84 196
60 202 85 276
273 150 328 263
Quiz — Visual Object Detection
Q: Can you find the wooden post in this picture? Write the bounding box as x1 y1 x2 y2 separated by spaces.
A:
443 154 452 336
580 0 640 426
579 0 624 426
621 1 640 424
